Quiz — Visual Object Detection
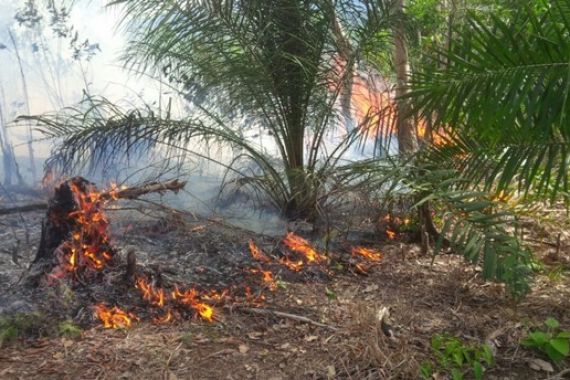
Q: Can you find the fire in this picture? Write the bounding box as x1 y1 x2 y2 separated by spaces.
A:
282 232 327 263
351 246 382 262
248 240 271 263
386 228 397 240
355 262 370 274
278 257 304 272
172 287 215 322
154 310 174 324
94 304 137 329
134 280 216 322
136 277 166 307
250 268 278 291
54 180 116 278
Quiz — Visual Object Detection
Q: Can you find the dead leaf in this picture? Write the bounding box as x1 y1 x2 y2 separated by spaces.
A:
304 335 318 342
528 358 554 372
279 343 291 350
239 344 250 354
327 365 336 379
364 284 379 293
247 332 263 340
61 338 74 348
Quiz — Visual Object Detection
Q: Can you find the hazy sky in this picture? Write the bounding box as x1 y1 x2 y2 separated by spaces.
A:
0 0 157 158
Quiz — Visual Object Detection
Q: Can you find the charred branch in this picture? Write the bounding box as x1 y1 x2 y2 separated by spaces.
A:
0 179 187 216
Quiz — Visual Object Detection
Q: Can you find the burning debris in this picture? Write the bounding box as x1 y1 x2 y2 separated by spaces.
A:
19 177 386 330
282 232 328 264
351 246 382 262
94 304 138 329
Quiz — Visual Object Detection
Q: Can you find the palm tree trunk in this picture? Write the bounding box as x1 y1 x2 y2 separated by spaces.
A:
392 0 418 154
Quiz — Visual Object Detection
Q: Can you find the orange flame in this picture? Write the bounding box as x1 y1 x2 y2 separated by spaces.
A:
278 257 304 272
248 240 271 263
250 268 278 291
351 246 382 262
136 277 166 307
386 228 397 240
282 232 327 263
94 304 137 329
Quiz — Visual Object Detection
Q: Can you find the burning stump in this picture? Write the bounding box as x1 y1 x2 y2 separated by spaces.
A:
27 177 117 286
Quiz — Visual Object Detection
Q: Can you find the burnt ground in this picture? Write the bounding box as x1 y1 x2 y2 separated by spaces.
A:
0 196 570 379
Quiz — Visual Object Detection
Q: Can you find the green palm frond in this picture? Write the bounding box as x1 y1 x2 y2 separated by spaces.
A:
410 1 570 202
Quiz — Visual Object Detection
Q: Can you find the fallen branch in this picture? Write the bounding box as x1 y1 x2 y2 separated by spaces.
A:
237 306 339 331
101 179 186 201
0 202 48 215
0 179 187 216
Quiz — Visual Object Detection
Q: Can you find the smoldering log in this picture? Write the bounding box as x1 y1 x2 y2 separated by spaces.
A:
0 179 187 215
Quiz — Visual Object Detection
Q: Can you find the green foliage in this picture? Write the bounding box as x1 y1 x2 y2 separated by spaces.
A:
522 318 570 363
0 313 44 347
340 156 533 297
420 334 494 380
410 1 570 203
58 320 82 339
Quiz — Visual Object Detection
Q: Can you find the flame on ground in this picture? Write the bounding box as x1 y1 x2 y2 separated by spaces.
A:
351 246 382 262
94 304 138 329
135 277 215 322
386 228 397 240
248 240 271 263
250 268 278 291
282 232 327 264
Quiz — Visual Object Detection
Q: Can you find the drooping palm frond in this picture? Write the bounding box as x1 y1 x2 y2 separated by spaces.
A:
335 155 533 297
410 0 570 202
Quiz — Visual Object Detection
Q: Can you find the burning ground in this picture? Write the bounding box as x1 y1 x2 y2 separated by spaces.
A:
0 180 569 379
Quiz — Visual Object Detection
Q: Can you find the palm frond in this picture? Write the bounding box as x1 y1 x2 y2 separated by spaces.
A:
410 0 570 202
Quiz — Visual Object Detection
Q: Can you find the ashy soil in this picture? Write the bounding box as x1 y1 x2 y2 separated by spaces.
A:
0 197 569 379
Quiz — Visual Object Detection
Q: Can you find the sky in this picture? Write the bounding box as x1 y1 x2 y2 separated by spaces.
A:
0 0 156 160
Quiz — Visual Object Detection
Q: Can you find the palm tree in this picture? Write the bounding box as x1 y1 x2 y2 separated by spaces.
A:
29 0 394 220
399 1 570 295
411 1 570 202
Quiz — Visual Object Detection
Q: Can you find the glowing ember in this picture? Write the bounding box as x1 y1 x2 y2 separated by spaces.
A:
154 310 175 324
250 268 278 291
248 240 271 263
94 304 137 329
386 228 397 240
351 246 382 262
355 262 370 274
278 257 305 272
282 232 327 263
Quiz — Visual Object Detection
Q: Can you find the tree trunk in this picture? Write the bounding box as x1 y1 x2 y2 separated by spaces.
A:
392 0 418 154
8 30 37 184
0 86 24 187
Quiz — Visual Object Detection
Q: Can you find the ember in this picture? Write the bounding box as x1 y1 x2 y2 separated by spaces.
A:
250 268 278 291
248 239 271 262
